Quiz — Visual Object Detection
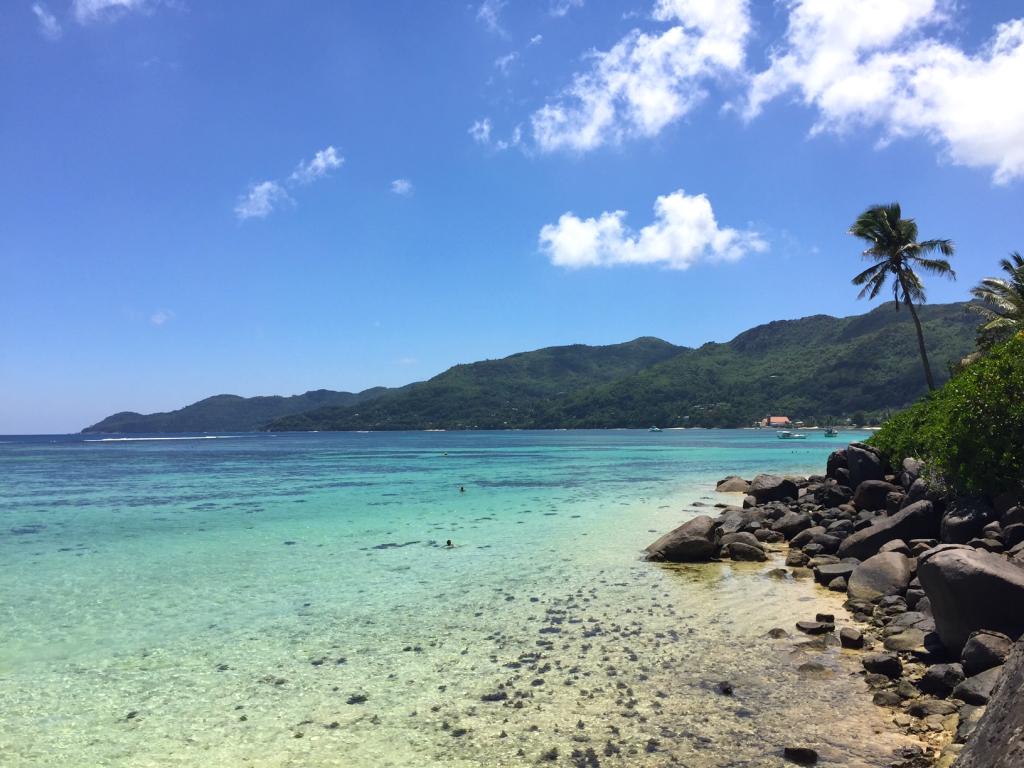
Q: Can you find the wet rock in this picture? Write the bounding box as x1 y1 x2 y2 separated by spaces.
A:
917 663 965 697
346 693 368 704
837 501 939 560
827 576 847 592
767 628 790 639
863 653 902 678
727 541 767 561
917 545 1024 654
796 621 834 635
786 550 810 568
715 680 734 695
961 630 1013 676
873 690 902 706
848 551 913 602
907 697 960 718
952 665 1003 705
645 515 721 562
813 561 857 585
840 627 864 648
783 745 818 764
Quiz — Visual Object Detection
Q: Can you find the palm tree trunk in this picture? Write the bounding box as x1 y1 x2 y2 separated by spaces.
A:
898 275 936 390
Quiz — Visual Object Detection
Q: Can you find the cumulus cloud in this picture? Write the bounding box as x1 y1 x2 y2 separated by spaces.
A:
73 0 148 24
234 181 290 220
468 117 493 144
550 0 584 18
290 145 344 184
531 0 752 152
31 3 62 40
745 0 1024 184
539 189 766 270
391 178 414 195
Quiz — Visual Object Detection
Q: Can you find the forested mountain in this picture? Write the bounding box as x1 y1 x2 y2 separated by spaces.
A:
82 388 388 433
266 303 976 431
84 303 978 433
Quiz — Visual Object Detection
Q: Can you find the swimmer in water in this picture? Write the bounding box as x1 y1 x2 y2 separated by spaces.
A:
445 539 453 548
459 485 465 493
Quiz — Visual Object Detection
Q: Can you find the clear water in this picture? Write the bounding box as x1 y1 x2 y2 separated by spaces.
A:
0 430 917 767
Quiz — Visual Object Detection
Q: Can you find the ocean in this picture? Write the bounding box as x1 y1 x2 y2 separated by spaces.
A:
0 430 916 766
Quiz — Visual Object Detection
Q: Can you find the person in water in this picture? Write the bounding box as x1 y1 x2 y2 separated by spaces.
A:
445 539 453 548
459 485 465 493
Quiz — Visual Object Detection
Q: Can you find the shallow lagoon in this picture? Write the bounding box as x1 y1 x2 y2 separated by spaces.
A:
0 430 917 766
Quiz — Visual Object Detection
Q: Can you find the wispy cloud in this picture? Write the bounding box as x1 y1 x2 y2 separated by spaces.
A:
468 118 493 144
743 0 1024 184
289 146 344 185
391 178 414 196
234 181 291 221
550 0 584 18
73 0 149 24
531 0 753 152
235 145 343 221
150 309 175 326
476 0 507 35
31 3 62 40
494 51 519 76
529 34 543 47
539 189 766 270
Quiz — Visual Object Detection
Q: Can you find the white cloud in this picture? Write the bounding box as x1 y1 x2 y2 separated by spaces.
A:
539 189 766 270
476 0 506 35
31 3 62 40
529 34 543 47
150 309 174 326
495 124 523 151
234 181 290 221
391 178 414 195
495 51 519 75
73 0 147 24
745 0 1024 184
551 0 584 18
468 117 493 144
531 0 753 152
290 145 344 185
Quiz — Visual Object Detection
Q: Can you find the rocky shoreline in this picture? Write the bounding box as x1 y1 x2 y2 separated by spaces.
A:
645 442 1024 768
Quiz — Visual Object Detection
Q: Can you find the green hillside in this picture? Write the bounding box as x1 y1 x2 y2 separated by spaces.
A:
265 337 682 431
82 388 388 433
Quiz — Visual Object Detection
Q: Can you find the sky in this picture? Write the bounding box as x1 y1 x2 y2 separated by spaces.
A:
2 0 1023 433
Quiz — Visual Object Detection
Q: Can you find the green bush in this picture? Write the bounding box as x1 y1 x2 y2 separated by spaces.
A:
870 333 1024 494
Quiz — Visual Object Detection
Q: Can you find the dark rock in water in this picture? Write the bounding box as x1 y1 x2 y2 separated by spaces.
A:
347 694 368 704
767 627 790 639
481 690 508 702
942 497 995 544
863 653 902 678
953 665 1003 705
883 628 927 653
961 630 1013 676
828 577 847 592
847 443 885 487
837 501 938 560
816 613 835 623
917 663 965 697
873 690 901 707
720 531 761 548
796 621 834 635
853 480 903 511
716 475 751 493
786 549 810 567
848 552 913 602
727 541 767 561
772 511 813 539
917 545 1024 654
954 637 1024 768
783 746 818 765
645 515 721 562
750 474 799 503
840 627 864 648
813 562 857 585
715 680 734 695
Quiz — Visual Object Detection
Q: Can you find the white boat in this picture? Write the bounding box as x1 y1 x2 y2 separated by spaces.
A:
648 426 662 432
777 431 806 440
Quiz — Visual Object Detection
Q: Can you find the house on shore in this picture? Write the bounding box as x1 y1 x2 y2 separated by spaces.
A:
760 415 792 428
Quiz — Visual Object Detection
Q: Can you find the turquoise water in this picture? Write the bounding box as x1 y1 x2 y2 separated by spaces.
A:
0 430 917 766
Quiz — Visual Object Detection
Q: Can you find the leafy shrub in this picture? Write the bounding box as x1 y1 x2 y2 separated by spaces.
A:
870 332 1024 494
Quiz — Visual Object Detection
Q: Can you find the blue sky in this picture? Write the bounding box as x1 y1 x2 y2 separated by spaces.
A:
2 0 1023 433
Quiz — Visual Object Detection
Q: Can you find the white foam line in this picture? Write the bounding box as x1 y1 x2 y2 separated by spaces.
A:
84 436 240 443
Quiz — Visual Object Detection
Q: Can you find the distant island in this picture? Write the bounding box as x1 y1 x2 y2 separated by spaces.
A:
82 302 976 433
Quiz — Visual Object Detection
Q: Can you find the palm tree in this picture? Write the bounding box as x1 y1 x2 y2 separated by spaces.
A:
969 251 1024 347
849 203 956 391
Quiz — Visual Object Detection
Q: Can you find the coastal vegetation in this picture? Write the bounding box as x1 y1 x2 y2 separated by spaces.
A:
871 332 1024 495
968 251 1024 349
849 203 956 391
